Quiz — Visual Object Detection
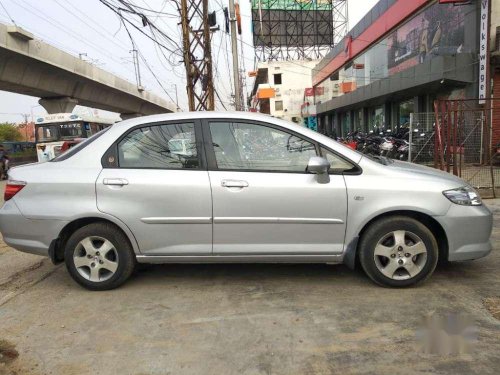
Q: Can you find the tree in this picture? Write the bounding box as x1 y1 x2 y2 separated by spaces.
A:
0 123 23 142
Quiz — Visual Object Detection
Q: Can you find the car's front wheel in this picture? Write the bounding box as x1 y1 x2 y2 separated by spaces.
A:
64 223 136 290
359 216 439 287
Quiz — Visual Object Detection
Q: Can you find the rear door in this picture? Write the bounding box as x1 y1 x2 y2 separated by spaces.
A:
204 120 348 255
96 120 212 255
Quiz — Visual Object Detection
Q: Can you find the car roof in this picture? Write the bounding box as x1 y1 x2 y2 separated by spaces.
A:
64 111 364 167
115 111 286 128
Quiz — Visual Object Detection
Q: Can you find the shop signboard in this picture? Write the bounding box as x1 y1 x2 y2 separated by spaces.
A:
478 0 489 104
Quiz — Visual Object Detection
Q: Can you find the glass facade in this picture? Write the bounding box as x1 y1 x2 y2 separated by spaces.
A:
313 1 467 105
399 99 414 126
370 107 385 133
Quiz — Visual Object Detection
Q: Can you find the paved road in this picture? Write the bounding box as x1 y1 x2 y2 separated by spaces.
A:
0 181 499 374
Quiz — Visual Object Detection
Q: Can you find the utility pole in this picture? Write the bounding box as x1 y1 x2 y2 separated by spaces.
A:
178 0 215 111
228 0 241 111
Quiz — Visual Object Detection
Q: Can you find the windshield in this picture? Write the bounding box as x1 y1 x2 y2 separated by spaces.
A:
59 123 83 139
51 127 110 162
36 122 83 142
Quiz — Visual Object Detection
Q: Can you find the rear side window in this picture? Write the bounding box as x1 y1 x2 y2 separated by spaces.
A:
51 127 110 162
117 123 199 169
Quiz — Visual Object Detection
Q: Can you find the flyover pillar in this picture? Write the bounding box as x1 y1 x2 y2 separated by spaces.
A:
39 97 78 114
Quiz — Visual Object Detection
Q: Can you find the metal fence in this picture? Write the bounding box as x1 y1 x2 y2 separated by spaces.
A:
409 106 499 198
408 113 435 166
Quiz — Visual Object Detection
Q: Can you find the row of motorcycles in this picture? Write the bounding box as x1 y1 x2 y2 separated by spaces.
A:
329 125 429 161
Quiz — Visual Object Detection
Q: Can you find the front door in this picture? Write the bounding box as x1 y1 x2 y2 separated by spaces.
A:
204 120 348 255
96 120 212 255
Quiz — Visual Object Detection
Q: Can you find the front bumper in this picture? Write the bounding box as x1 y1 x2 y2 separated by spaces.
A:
434 203 493 262
0 199 68 256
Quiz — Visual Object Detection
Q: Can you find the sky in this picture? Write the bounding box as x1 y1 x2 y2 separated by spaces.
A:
0 0 378 124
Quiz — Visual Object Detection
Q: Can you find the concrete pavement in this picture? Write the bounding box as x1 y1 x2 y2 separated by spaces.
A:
0 184 499 374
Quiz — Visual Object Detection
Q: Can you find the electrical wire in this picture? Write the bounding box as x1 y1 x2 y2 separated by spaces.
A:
98 0 181 55
117 14 179 106
0 0 16 25
52 0 130 52
53 0 181 99
11 0 139 80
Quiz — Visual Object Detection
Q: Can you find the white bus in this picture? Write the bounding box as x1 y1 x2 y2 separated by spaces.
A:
35 113 116 161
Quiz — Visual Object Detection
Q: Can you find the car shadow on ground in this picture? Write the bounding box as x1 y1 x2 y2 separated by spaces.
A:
123 259 488 288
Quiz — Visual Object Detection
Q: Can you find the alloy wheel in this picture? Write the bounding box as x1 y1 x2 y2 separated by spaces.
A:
373 230 428 280
73 236 119 282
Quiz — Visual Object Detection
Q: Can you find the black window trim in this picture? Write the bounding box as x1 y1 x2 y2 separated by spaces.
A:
201 118 362 175
319 145 363 176
101 119 206 171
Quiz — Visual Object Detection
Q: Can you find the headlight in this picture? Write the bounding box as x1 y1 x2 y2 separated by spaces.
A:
443 186 482 206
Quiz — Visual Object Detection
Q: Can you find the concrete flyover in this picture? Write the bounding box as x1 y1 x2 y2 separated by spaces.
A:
0 24 177 118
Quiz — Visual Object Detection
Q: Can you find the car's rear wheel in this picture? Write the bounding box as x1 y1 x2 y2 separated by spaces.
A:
64 223 136 290
359 216 438 287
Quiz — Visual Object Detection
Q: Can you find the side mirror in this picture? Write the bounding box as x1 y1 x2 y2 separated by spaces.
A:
307 156 330 175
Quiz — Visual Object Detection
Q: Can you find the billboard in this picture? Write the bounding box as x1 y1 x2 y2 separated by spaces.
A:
387 2 466 75
251 0 333 48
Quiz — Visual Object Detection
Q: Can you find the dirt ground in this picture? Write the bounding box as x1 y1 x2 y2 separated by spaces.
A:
0 195 499 374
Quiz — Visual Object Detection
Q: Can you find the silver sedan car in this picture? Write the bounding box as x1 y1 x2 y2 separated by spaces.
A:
0 112 492 290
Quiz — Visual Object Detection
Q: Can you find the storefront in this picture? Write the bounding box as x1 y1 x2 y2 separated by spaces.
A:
310 0 480 137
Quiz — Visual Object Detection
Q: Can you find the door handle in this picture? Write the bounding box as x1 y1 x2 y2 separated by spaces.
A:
221 179 249 188
103 178 129 186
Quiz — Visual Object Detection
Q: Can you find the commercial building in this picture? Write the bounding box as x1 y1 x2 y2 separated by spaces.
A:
249 59 320 124
309 0 500 142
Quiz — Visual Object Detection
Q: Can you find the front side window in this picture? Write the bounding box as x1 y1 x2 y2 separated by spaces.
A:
210 122 316 172
320 147 356 173
118 123 198 169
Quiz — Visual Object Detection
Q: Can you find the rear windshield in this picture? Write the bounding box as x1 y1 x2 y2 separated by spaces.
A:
51 127 111 162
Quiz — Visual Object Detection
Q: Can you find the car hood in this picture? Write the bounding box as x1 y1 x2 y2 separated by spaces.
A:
385 160 465 185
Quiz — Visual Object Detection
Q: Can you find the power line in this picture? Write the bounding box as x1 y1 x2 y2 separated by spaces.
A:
94 0 187 107
98 0 181 55
11 0 139 80
117 13 179 106
61 0 182 100
115 0 183 52
63 0 131 50
0 0 16 25
52 0 131 52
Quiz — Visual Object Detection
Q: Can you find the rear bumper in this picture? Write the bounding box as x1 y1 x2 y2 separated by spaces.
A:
0 199 67 256
435 204 493 262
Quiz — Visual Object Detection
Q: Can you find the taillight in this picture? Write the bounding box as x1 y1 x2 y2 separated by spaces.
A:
4 181 26 201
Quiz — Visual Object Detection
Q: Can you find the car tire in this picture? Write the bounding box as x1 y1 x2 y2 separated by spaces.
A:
64 223 136 291
359 216 438 287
